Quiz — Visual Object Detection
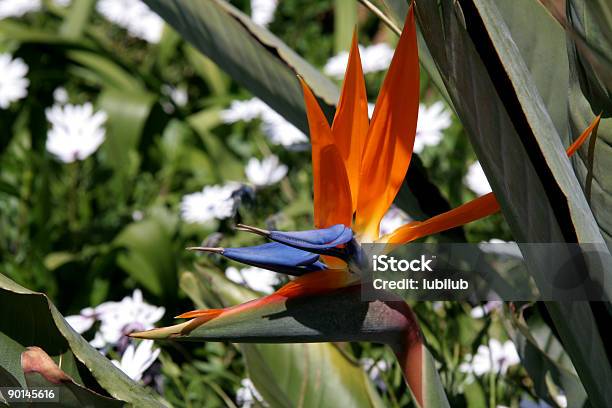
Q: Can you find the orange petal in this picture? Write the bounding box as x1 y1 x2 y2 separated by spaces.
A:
175 309 223 320
300 78 338 227
566 114 601 157
354 5 419 240
316 144 353 228
383 192 500 244
331 30 369 211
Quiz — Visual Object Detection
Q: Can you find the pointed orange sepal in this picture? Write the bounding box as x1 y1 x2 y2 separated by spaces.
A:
355 5 419 240
275 268 355 298
566 114 601 157
175 309 224 320
317 144 353 227
300 78 335 228
384 192 500 244
331 30 369 211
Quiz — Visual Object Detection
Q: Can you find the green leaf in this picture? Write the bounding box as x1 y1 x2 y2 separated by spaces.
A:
414 2 612 406
541 0 612 104
97 88 156 177
187 109 245 181
560 0 612 251
494 0 569 138
0 273 164 407
114 215 178 301
416 0 603 245
334 0 357 53
60 0 95 40
67 50 145 92
183 45 230 97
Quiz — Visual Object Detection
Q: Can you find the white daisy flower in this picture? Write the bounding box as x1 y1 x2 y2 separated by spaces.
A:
464 161 492 196
65 309 96 334
52 87 69 104
161 84 188 107
88 289 165 349
0 0 40 19
414 102 452 153
478 238 523 259
96 0 164 43
459 339 520 376
260 109 308 146
112 340 160 382
45 103 107 163
245 155 288 187
361 358 389 391
379 205 412 237
0 53 29 109
555 394 568 408
180 183 241 224
324 43 395 78
470 300 503 319
251 0 277 27
220 98 267 123
225 266 280 294
236 378 266 408
221 98 307 146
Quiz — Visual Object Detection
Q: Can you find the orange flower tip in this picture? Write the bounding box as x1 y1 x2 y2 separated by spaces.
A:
186 246 224 254
235 223 270 237
175 310 210 319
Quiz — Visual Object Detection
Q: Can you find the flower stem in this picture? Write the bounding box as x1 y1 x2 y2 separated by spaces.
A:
358 0 402 36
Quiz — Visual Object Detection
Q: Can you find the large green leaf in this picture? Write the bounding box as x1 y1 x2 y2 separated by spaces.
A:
541 0 612 101
97 88 156 182
413 1 612 406
0 273 164 407
415 0 602 244
494 0 569 138
561 0 612 251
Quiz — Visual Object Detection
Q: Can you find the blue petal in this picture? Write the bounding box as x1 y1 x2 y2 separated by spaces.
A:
223 242 324 276
269 224 353 250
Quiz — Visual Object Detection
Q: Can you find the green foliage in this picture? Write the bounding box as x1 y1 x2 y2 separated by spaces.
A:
1 0 610 407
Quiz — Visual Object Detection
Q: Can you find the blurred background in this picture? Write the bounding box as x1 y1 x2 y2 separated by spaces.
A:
1 0 534 407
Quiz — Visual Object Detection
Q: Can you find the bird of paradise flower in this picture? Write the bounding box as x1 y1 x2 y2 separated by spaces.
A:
131 6 599 407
